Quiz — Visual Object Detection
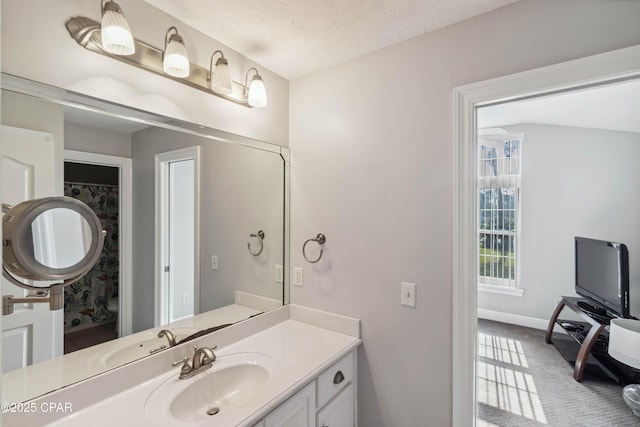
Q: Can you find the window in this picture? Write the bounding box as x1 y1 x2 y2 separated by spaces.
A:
478 135 522 290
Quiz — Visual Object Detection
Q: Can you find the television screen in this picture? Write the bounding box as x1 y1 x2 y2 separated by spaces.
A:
575 237 629 318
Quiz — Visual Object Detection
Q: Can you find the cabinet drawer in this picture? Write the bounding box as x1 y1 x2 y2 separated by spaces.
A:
316 350 354 408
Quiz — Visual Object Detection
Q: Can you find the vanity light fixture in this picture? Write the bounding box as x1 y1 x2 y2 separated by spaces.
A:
163 26 190 78
208 50 233 95
244 67 268 108
66 16 268 108
100 0 135 55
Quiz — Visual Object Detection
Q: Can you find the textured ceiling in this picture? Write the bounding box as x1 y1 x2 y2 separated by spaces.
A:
144 0 520 79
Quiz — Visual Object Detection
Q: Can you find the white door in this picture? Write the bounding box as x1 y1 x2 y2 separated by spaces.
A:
1 126 63 372
168 159 195 322
155 147 200 325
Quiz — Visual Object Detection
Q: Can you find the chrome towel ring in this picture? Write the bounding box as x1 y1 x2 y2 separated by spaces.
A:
247 230 265 256
303 233 326 263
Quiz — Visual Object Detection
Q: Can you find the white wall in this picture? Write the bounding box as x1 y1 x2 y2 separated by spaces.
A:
289 1 640 425
478 123 640 321
1 0 289 146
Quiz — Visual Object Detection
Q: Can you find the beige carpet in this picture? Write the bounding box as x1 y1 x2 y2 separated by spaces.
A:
476 319 638 427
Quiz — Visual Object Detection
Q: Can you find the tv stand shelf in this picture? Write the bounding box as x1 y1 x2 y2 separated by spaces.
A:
545 296 615 383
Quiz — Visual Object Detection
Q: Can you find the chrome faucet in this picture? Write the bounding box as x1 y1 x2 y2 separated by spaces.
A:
172 345 218 380
158 329 177 347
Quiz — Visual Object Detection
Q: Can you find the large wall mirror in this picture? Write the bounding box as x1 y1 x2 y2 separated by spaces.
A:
1 74 290 403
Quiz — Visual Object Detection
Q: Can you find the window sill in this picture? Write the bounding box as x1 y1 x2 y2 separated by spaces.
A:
478 283 524 297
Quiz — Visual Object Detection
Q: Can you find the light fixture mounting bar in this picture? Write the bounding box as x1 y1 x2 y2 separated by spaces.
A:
65 17 251 108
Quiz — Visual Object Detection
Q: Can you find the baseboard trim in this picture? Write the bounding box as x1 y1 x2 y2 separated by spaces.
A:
478 309 550 331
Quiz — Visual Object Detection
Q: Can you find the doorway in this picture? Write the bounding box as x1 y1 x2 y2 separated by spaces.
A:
155 146 200 325
63 162 120 353
64 150 133 341
452 45 640 427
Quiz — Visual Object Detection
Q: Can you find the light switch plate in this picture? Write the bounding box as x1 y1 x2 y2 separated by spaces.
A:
211 255 218 270
401 282 416 307
275 265 283 283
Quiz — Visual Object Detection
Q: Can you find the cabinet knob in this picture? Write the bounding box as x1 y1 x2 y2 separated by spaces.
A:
333 370 345 384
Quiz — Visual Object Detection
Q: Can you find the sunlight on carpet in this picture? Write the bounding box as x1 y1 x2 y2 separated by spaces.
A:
477 420 500 427
477 333 548 424
478 332 529 368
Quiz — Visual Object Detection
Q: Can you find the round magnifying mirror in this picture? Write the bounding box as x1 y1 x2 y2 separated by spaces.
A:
3 196 105 289
31 208 93 269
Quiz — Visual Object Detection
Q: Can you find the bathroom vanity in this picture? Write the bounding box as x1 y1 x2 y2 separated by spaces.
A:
258 350 356 427
3 305 361 427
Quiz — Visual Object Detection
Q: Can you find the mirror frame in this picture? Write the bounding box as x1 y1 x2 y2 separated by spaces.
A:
1 72 291 305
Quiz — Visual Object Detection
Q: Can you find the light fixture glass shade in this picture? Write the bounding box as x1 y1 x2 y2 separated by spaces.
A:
101 6 135 55
163 37 190 78
248 75 267 108
211 61 232 95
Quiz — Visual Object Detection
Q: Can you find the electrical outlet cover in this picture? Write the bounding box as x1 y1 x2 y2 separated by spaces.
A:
294 267 303 287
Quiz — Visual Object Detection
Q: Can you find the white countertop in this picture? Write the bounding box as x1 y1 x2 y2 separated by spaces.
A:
2 304 262 404
3 305 361 427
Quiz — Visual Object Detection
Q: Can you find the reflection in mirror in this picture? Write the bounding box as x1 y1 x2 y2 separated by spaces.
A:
1 74 289 404
31 208 92 269
2 196 105 287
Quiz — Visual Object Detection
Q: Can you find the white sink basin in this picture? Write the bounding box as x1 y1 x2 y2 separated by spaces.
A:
99 328 200 368
145 352 280 424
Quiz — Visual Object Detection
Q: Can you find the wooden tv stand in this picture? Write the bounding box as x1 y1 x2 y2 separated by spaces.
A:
545 296 612 382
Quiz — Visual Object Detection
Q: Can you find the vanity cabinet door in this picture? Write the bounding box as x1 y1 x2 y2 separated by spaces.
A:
316 383 354 427
265 382 316 427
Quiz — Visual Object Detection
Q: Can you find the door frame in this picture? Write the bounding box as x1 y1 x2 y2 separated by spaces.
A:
64 150 133 337
452 44 640 426
154 146 201 326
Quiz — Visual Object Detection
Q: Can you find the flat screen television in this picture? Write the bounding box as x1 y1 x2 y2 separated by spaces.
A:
575 236 630 318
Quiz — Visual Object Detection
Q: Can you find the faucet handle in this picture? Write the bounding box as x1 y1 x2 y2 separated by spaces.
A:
172 356 192 375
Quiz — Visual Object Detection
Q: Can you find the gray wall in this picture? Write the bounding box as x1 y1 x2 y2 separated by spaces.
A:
64 122 132 158
288 1 640 426
131 127 284 331
478 123 640 321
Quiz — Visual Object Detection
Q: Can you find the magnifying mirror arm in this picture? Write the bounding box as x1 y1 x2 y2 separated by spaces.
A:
2 283 64 315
